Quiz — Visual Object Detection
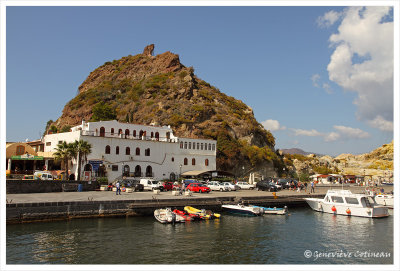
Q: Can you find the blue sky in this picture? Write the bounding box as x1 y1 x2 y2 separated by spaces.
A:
5 5 396 156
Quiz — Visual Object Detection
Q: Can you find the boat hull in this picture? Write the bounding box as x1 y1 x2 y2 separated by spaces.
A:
305 198 389 218
222 204 262 216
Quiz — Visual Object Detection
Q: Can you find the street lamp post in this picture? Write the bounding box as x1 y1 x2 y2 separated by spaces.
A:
122 162 124 179
179 165 182 182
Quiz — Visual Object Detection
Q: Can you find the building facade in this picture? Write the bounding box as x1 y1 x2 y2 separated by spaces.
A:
43 120 217 183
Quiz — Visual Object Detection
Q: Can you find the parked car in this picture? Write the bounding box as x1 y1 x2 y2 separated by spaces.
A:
186 183 211 193
162 181 174 191
139 178 164 191
121 179 144 192
255 180 278 192
236 181 255 190
222 182 239 191
208 181 228 191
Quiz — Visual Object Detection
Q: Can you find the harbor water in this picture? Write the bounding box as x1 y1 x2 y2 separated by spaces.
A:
6 207 393 264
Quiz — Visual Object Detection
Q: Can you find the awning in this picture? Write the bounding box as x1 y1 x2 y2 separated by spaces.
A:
181 170 209 176
11 155 43 160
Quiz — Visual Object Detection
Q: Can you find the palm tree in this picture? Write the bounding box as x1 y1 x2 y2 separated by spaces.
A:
54 141 76 180
72 140 92 181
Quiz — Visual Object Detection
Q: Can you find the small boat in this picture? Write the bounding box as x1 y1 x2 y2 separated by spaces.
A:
221 204 263 216
173 209 196 221
184 206 221 219
374 194 394 208
154 208 186 224
252 205 288 215
305 190 389 218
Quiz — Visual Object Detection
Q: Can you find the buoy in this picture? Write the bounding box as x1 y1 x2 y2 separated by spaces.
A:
121 187 126 192
346 208 351 215
331 206 337 212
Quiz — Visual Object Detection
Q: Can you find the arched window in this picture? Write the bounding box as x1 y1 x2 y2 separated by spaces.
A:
209 143 211 150
133 130 137 138
171 157 175 162
189 142 192 149
134 165 142 177
139 130 144 138
192 158 196 165
197 143 200 149
118 129 123 136
155 132 159 141
146 166 153 177
212 144 216 151
184 158 188 165
111 128 114 135
105 145 111 154
136 147 140 156
184 142 187 149
204 143 207 151
205 159 209 166
145 148 150 156
180 142 183 149
116 146 119 155
125 129 130 138
126 147 130 155
151 132 154 138
193 143 196 150
201 143 203 150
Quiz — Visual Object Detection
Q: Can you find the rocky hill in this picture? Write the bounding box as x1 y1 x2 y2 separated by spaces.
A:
284 141 393 178
50 45 282 176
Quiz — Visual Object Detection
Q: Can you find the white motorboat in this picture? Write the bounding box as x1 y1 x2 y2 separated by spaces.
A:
222 204 263 216
305 190 389 218
154 208 186 224
374 194 394 208
252 205 288 215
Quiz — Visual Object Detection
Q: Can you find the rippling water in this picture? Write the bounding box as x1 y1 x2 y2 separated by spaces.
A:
6 207 393 264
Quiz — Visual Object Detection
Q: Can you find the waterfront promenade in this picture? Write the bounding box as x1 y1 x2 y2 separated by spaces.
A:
6 185 386 204
6 185 392 224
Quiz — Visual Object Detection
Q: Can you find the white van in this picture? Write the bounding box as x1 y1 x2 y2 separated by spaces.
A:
34 171 54 180
139 178 164 191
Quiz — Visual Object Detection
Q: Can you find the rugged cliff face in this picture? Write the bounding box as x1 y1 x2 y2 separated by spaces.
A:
52 45 281 176
285 141 393 178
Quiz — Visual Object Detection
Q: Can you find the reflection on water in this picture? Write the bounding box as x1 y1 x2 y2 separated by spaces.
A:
7 208 393 264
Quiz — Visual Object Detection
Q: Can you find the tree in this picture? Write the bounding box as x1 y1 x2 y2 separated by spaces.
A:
53 141 76 180
90 102 116 122
71 140 92 181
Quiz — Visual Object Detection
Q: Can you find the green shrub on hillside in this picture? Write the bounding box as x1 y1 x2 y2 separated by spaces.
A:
90 102 116 122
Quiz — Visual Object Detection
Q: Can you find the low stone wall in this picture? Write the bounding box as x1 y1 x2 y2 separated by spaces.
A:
6 195 322 224
6 180 100 194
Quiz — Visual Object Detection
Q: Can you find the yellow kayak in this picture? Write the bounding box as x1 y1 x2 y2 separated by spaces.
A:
184 206 221 219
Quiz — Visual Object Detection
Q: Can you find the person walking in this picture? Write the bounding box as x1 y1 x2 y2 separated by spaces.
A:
310 181 315 193
304 182 308 193
116 181 121 195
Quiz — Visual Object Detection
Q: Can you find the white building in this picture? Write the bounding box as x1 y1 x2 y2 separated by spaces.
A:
44 120 217 183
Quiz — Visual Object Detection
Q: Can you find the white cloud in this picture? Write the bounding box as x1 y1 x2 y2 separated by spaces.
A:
333 125 370 139
326 7 393 130
291 128 323 137
367 115 393 132
322 83 333 94
324 132 340 142
291 125 370 142
261 119 286 132
311 74 320 87
317 10 342 28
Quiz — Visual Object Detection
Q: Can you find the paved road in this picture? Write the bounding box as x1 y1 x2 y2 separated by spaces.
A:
6 185 392 204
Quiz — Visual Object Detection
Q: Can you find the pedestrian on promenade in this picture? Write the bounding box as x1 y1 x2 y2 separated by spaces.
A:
116 181 121 195
297 183 301 192
304 182 308 193
310 181 315 193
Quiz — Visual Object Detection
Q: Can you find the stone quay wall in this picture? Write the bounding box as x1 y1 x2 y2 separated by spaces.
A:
6 180 100 194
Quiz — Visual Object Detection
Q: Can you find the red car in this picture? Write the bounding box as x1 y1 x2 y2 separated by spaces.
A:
163 181 174 191
186 183 211 193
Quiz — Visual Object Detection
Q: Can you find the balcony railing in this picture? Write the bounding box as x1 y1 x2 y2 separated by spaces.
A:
80 130 177 143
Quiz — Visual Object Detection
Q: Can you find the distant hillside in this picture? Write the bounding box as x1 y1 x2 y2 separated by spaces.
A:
280 148 322 156
49 44 283 176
